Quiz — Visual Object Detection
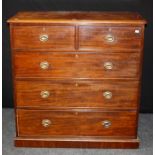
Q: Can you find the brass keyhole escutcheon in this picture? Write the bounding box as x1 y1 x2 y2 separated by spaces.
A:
75 54 79 59
75 83 79 87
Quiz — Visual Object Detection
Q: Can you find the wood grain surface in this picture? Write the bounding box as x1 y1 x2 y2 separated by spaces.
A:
17 109 137 137
7 11 146 148
79 26 143 51
7 11 146 24
15 79 139 109
11 26 75 50
14 52 141 79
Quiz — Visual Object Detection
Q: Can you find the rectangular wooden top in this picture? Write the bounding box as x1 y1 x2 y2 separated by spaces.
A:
7 11 146 24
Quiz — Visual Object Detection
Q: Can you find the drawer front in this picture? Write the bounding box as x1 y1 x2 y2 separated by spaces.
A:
11 26 75 50
14 52 140 78
79 26 143 51
17 109 137 137
16 80 139 109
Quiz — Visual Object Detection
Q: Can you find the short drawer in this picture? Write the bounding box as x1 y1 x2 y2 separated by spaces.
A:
17 109 137 137
15 80 139 109
79 26 143 51
14 52 141 78
11 26 75 50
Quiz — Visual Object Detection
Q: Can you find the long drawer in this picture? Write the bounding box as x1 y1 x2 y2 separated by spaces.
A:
14 52 141 78
15 80 139 109
17 109 137 137
11 26 75 50
79 26 143 51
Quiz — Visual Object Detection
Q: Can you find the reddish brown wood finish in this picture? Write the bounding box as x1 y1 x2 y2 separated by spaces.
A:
11 26 75 50
17 109 137 137
79 26 143 51
7 11 146 148
15 137 140 148
7 11 146 24
14 52 141 79
15 79 139 109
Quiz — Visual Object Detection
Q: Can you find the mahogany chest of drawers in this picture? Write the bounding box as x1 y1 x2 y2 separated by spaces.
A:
7 11 146 148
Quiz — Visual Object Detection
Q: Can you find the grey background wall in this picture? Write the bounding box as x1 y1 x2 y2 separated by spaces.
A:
2 0 153 112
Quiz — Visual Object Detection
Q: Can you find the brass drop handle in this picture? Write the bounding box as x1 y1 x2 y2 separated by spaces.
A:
102 120 111 128
104 62 113 70
42 119 51 127
105 34 115 42
40 34 48 42
103 91 112 99
40 61 49 70
40 90 50 99
135 29 140 34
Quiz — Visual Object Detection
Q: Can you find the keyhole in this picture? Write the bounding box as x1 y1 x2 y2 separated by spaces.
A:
75 54 79 59
75 83 79 87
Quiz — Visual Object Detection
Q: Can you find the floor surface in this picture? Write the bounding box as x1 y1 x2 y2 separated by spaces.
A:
2 109 153 155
